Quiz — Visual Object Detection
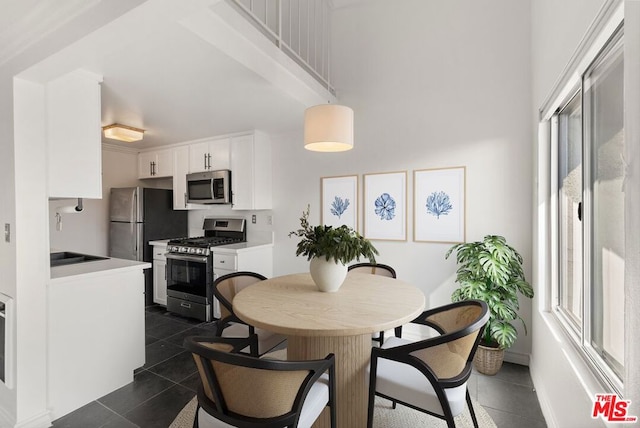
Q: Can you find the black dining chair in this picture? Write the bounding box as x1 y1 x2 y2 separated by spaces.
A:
347 262 400 344
184 335 336 428
212 271 286 357
367 300 490 428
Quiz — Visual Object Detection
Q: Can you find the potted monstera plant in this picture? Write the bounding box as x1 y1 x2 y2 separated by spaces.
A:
289 205 378 292
445 235 534 375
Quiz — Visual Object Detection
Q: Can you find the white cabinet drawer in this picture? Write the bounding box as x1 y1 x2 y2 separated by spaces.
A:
213 254 237 271
152 246 167 261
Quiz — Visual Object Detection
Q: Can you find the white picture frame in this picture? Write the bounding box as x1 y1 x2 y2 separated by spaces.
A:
321 175 358 230
363 171 407 241
414 166 466 243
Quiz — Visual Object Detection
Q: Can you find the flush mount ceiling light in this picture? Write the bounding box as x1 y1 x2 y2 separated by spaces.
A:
304 104 354 152
102 124 145 142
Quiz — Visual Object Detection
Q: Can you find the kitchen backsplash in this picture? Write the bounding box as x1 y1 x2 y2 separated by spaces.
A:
187 209 273 242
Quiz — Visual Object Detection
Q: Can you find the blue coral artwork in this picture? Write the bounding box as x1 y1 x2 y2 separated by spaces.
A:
374 193 396 220
414 167 465 243
364 171 407 240
321 175 358 230
426 191 452 219
330 196 350 219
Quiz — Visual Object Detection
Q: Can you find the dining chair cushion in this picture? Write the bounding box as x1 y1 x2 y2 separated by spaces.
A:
195 373 330 428
220 322 286 356
375 337 468 416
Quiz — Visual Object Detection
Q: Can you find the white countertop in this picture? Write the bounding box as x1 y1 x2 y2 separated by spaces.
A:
210 241 273 253
152 238 273 253
149 239 170 246
50 257 151 281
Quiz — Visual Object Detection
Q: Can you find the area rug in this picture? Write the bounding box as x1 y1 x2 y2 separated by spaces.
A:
170 394 496 428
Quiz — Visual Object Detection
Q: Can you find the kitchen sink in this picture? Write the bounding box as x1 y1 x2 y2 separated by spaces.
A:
50 251 109 267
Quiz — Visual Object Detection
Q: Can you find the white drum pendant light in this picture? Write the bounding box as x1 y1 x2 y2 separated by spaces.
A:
304 104 354 152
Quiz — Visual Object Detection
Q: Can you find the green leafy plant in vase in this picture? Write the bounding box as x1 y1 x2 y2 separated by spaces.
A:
289 205 378 292
445 235 534 374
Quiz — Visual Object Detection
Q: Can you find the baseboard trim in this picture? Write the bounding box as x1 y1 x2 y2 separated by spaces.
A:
504 349 530 366
5 411 52 428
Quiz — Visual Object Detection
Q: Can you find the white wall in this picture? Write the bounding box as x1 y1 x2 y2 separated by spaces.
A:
49 146 143 256
270 0 534 360
0 76 17 427
0 2 146 425
12 78 50 427
530 0 640 427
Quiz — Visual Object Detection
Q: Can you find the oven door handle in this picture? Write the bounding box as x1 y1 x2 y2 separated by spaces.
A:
165 253 209 263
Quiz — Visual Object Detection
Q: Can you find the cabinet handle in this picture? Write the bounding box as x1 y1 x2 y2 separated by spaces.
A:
150 162 153 176
203 153 208 170
184 192 187 208
164 264 167 280
207 153 212 169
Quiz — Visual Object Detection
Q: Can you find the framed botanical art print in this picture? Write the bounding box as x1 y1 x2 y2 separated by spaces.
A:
414 166 466 243
363 171 407 241
321 175 358 230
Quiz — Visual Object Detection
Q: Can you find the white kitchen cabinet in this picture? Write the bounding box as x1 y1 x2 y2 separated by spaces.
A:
189 138 230 173
230 131 272 210
212 244 273 281
47 69 103 199
152 242 168 305
138 148 173 179
48 265 146 419
172 146 189 210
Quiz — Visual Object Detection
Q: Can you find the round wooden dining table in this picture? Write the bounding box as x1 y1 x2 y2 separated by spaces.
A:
233 272 425 428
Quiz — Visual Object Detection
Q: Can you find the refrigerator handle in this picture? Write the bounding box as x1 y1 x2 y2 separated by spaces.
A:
136 225 144 261
132 191 137 221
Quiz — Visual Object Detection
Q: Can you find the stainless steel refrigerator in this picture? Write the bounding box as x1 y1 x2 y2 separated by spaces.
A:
109 187 188 305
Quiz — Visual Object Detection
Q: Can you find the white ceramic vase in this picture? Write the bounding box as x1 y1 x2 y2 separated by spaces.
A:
309 257 348 292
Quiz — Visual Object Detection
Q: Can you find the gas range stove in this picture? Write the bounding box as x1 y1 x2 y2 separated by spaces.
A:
167 236 243 255
167 217 246 256
166 217 246 322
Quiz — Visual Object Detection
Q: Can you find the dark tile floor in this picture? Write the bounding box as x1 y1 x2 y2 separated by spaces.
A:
52 305 547 428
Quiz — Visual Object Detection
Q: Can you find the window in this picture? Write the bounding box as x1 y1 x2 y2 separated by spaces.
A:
551 27 625 389
557 91 583 334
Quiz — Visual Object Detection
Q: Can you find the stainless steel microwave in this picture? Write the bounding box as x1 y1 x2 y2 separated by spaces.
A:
186 170 232 204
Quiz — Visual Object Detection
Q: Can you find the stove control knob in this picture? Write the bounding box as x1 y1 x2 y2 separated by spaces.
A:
180 246 188 253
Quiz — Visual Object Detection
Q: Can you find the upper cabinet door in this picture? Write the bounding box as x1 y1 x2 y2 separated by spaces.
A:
188 138 230 173
47 69 103 199
138 152 156 179
230 131 272 210
173 146 189 210
154 149 174 177
188 142 210 173
138 149 174 179
209 139 230 170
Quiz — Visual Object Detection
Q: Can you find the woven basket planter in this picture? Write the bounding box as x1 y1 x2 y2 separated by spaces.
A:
473 344 504 375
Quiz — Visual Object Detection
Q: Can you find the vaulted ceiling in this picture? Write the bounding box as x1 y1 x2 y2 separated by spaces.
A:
3 0 332 149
